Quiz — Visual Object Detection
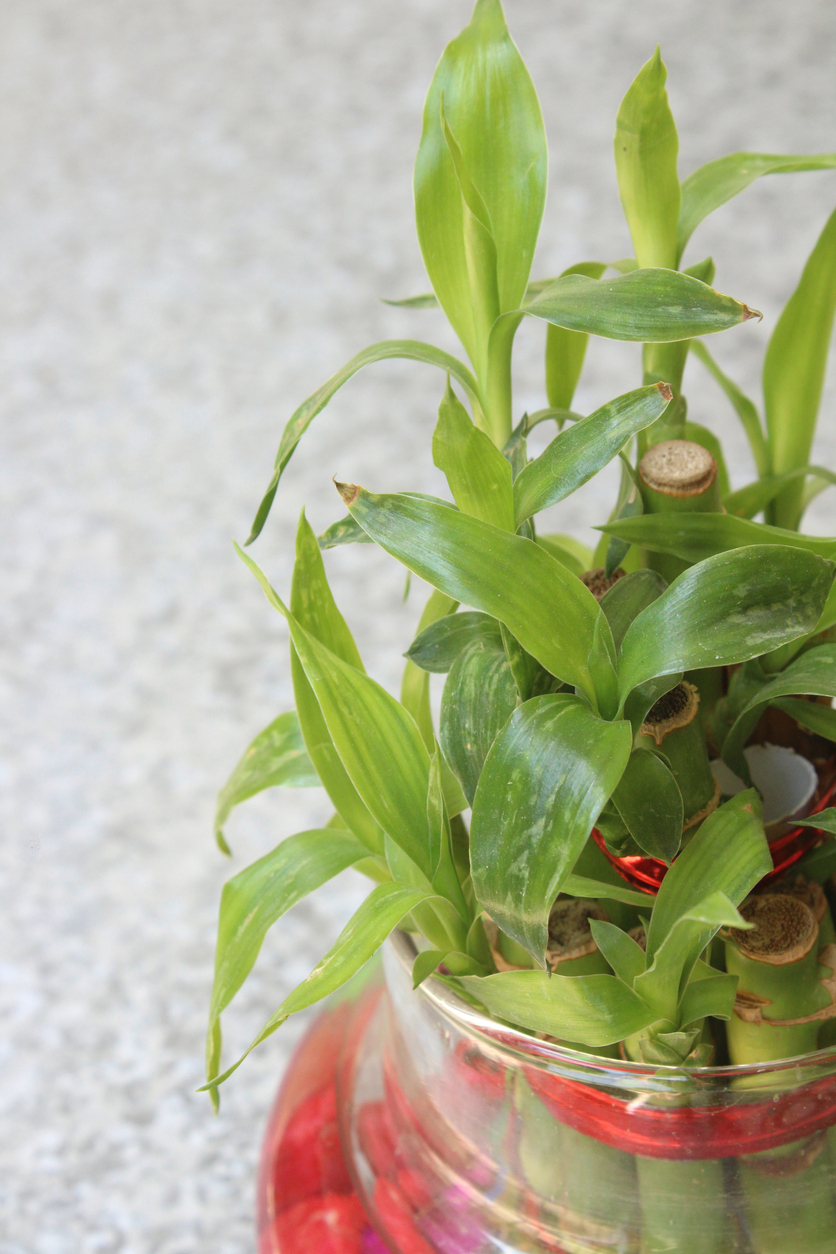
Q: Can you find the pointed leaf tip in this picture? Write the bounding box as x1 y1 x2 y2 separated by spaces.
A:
743 304 763 322
334 479 361 507
657 381 673 403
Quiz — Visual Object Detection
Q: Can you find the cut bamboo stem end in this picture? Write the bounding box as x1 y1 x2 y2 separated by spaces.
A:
486 900 610 976
639 439 718 500
639 681 717 826
580 566 626 601
728 894 818 967
641 680 700 745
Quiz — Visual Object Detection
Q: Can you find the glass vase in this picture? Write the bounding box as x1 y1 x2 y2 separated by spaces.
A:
258 929 836 1254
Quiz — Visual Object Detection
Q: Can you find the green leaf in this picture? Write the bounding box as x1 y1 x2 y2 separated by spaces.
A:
722 644 836 773
605 455 643 578
513 383 672 525
247 340 479 543
405 610 500 674
601 512 836 567
414 0 547 366
203 884 436 1093
545 262 607 410
456 969 655 1046
290 514 384 852
412 948 487 988
214 712 319 853
243 542 437 880
515 267 758 342
383 292 441 308
645 789 770 961
764 206 836 529
470 694 632 964
599 568 667 653
562 874 654 909
340 486 602 702
433 378 514 530
612 749 684 864
440 634 518 806
771 696 836 743
588 918 647 987
617 545 835 701
205 827 368 1087
690 340 768 475
679 970 739 1028
536 534 594 577
318 515 374 549
678 152 836 264
797 808 836 835
724 466 836 521
614 48 680 270
636 891 746 1019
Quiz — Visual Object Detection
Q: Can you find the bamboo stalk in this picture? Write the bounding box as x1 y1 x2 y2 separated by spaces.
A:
637 439 722 583
735 1133 836 1254
638 680 718 829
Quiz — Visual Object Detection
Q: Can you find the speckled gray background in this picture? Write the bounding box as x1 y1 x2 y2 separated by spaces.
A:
3 1 836 1249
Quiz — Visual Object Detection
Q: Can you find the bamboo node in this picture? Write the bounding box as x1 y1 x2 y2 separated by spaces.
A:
639 439 717 497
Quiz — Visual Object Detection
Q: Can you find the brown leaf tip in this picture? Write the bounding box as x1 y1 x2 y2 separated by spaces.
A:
656 381 674 403
334 478 360 507
742 304 763 323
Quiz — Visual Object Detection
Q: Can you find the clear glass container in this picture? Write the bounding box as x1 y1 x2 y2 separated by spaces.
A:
258 930 836 1253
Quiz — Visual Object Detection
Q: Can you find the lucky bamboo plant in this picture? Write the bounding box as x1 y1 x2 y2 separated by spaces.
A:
204 0 836 1111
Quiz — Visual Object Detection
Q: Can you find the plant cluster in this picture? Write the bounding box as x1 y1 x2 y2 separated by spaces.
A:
203 0 836 1106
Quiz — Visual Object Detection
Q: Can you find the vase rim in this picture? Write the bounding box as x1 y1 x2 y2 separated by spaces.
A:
388 928 836 1084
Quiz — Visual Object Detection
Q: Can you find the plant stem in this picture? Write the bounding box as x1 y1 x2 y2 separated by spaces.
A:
637 438 721 583
636 1155 727 1254
735 1134 836 1253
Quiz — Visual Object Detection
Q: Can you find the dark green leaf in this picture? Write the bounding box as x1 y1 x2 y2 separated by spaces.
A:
515 267 758 343
513 384 671 525
764 206 836 528
612 749 684 864
470 694 632 964
545 262 606 410
214 712 318 853
405 611 500 674
678 152 836 263
600 512 836 565
440 635 518 806
617 545 835 701
599 568 667 653
797 808 836 835
247 341 479 543
339 487 602 702
615 48 680 270
433 379 514 530
414 0 547 367
589 918 647 986
456 969 655 1046
206 827 368 1086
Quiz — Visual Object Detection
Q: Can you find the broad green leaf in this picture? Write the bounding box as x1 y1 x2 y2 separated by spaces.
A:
243 543 436 880
290 514 384 852
456 969 656 1046
247 341 479 543
405 610 500 674
203 884 436 1093
515 267 757 342
797 808 836 835
724 466 836 521
433 378 514 530
205 827 368 1088
605 454 643 578
545 262 606 410
615 48 680 270
414 0 547 368
612 749 683 864
589 918 647 987
679 971 738 1028
562 874 653 909
513 384 672 525
765 206 836 529
722 644 836 773
599 568 667 652
412 948 486 988
214 712 318 853
470 694 632 964
690 339 768 475
383 275 575 314
536 534 594 577
440 634 518 806
636 891 746 1019
645 789 770 961
617 545 834 700
500 623 550 702
383 835 468 951
678 152 836 263
340 486 602 701
771 696 836 742
318 514 374 549
600 512 836 564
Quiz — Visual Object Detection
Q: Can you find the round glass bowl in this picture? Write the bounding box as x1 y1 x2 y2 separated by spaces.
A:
259 930 836 1253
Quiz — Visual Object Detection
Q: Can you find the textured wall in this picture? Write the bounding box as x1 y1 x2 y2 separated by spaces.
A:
3 1 835 1248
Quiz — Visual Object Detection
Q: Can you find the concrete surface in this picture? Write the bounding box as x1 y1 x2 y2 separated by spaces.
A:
2 0 835 1249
